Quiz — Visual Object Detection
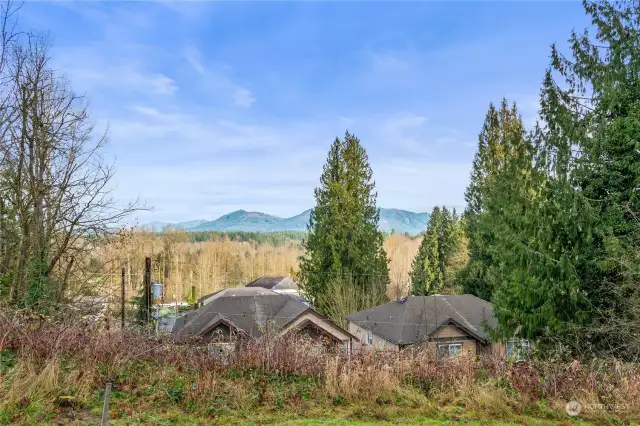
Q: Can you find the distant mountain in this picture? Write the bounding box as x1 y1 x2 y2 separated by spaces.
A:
377 208 430 234
144 208 429 235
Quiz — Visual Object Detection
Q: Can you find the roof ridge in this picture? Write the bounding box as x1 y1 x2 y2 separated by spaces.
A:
440 296 478 332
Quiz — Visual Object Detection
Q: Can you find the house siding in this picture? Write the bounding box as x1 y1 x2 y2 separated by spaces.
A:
428 325 478 357
348 321 507 357
431 324 469 339
286 312 352 351
491 340 506 357
348 322 398 351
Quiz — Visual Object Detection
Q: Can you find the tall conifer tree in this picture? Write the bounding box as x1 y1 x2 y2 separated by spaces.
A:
492 0 640 358
410 206 463 295
299 131 389 315
459 100 525 301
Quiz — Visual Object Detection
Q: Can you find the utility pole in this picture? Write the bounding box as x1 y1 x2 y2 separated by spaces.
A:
121 265 125 329
144 257 152 323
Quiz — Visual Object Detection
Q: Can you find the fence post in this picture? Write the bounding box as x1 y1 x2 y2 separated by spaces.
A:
101 382 112 426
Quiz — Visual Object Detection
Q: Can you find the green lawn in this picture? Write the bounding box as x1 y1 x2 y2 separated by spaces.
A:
2 403 603 426
92 406 600 426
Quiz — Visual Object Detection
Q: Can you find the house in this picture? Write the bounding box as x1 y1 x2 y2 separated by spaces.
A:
246 276 303 298
197 289 224 307
197 276 304 306
346 294 527 359
197 276 308 308
172 287 355 352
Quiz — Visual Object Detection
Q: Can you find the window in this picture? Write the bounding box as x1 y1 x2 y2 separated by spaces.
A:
506 339 531 361
437 343 462 359
366 329 373 345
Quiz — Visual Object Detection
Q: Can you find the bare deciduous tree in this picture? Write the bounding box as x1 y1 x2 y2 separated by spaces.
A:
0 6 139 308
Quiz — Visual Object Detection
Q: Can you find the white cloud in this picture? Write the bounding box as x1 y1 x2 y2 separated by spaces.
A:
384 113 427 129
205 70 255 108
55 44 178 96
184 45 205 75
338 116 354 127
109 108 297 156
38 3 474 224
148 74 178 95
376 113 432 156
182 45 255 107
370 52 412 74
151 0 211 20
107 104 470 223
374 160 471 211
233 87 256 107
128 106 184 122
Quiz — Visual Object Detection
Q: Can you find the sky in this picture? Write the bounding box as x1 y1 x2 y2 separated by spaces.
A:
20 0 591 225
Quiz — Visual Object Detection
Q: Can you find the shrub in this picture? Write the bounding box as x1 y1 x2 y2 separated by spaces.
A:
0 308 639 423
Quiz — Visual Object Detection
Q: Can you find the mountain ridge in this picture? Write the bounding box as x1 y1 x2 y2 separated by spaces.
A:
143 208 429 235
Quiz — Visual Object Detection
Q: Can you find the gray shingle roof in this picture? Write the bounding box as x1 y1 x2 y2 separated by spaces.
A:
173 288 310 339
345 295 498 345
245 276 298 290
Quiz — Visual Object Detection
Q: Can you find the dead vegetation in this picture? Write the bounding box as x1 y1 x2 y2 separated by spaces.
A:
1 310 638 424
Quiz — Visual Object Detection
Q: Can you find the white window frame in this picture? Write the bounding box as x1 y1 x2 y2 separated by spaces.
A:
437 343 462 359
366 329 373 345
506 339 531 361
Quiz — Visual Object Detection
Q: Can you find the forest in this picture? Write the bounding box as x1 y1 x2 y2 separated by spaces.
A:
92 228 427 307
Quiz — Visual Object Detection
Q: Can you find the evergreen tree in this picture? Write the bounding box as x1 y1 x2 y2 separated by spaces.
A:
410 208 441 296
492 0 640 359
459 99 526 301
437 207 461 284
444 219 469 294
409 233 433 296
299 131 389 316
410 206 463 295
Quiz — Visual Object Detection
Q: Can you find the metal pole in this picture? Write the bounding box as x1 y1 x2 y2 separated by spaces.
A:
121 266 125 329
101 382 112 426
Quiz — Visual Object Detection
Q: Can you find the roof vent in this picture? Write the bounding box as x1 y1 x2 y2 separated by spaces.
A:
398 297 408 304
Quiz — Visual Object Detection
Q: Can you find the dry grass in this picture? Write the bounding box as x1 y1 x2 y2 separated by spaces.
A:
1 310 638 424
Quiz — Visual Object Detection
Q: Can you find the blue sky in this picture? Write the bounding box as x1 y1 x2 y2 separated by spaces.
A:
21 1 590 224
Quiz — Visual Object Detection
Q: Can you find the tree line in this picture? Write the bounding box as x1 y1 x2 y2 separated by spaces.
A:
298 1 640 360
455 0 640 360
